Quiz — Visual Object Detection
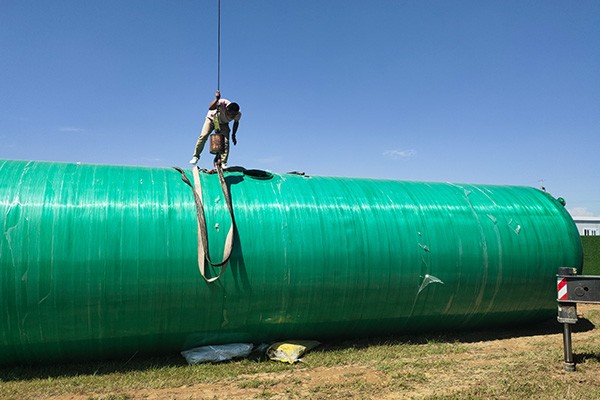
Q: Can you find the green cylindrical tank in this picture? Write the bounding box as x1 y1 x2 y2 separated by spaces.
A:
0 159 582 366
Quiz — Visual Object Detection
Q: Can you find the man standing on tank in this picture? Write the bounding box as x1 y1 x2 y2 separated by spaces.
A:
189 90 241 168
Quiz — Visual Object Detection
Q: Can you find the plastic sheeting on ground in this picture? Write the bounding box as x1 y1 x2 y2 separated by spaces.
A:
267 340 321 364
181 343 253 364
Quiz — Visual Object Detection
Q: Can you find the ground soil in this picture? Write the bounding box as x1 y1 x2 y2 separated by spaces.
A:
24 304 600 399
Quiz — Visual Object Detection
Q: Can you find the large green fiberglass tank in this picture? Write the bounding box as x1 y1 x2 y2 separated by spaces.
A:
0 159 582 366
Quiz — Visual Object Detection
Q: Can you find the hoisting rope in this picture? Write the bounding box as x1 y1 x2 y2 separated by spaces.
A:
211 0 226 150
174 163 235 283
214 0 223 143
217 0 221 91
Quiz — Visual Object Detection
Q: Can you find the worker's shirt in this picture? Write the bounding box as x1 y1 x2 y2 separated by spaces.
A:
206 99 242 124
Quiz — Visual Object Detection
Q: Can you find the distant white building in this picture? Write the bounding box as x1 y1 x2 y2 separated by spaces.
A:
571 217 600 236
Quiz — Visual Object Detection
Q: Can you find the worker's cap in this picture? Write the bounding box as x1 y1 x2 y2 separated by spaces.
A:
227 103 240 114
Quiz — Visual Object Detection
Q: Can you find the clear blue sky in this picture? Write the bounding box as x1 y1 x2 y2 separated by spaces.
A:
1 1 599 217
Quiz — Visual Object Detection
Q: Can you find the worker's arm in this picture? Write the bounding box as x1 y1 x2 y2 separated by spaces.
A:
208 90 221 110
232 120 239 145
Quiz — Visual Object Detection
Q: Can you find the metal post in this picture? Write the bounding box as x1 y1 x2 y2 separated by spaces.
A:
562 322 575 372
557 267 578 372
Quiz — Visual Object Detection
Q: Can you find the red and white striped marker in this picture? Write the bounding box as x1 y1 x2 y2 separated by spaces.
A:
557 277 568 301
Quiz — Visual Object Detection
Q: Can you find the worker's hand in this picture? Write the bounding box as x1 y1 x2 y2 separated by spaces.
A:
232 134 237 145
215 90 221 100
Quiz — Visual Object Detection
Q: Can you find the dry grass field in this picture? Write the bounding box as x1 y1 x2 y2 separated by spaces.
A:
1 305 600 399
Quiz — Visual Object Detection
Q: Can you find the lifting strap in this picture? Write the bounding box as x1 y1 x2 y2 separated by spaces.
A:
174 164 235 282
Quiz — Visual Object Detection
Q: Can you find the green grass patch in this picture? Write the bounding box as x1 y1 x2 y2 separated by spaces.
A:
581 236 600 275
